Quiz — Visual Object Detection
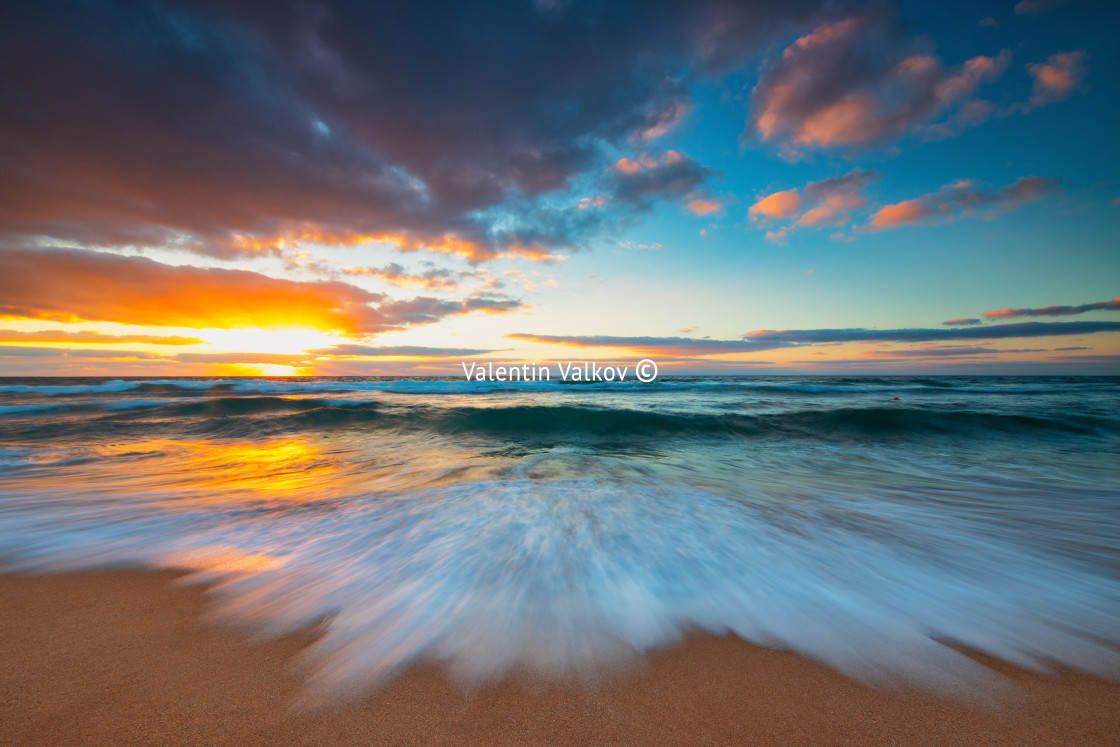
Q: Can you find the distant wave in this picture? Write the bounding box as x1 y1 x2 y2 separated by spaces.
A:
2 377 1116 398
3 398 1114 447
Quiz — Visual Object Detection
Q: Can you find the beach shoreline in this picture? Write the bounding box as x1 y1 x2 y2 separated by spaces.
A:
2 570 1117 745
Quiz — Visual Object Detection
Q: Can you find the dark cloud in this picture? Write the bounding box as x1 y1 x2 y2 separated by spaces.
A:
0 246 523 336
0 0 825 261
608 151 712 209
743 320 1120 343
984 297 1120 319
867 177 1059 229
511 321 1120 357
862 346 1047 358
942 318 982 326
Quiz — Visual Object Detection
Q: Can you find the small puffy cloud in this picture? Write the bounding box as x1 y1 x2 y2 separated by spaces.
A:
1025 51 1088 111
942 318 982 326
749 189 802 221
618 240 664 251
748 13 1010 157
608 150 711 209
1015 0 1072 16
750 170 877 241
866 176 1058 230
686 198 724 216
632 99 691 142
979 17 999 28
983 297 1120 319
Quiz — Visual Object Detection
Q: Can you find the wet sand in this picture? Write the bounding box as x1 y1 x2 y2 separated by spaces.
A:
1 571 1117 745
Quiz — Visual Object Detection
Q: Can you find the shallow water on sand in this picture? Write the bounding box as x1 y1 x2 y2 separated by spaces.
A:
1 375 1118 699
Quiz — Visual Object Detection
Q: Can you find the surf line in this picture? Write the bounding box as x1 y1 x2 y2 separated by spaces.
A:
460 361 630 382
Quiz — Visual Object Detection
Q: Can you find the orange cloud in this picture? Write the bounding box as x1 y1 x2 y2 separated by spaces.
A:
233 229 558 264
0 329 202 345
1025 51 1088 111
867 176 1058 230
686 198 723 216
750 171 877 241
868 200 927 229
749 189 802 221
0 247 523 336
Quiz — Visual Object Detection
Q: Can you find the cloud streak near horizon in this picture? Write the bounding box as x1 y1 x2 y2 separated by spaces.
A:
510 321 1120 357
0 247 524 336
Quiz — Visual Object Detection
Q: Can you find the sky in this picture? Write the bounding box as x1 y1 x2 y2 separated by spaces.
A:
1 0 1118 376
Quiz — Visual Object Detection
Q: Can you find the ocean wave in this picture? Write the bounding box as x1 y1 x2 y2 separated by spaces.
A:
3 376 1114 399
1 477 1117 702
5 396 1114 443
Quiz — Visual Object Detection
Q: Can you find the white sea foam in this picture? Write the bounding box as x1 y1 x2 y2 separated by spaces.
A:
1 478 1117 703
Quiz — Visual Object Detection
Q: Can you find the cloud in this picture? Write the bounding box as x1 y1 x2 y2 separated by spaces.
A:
617 241 664 251
1015 0 1072 17
983 297 1120 319
0 247 523 336
942 318 981 326
862 346 1046 358
506 333 782 356
742 320 1120 344
866 176 1058 230
339 263 462 291
0 345 164 360
0 329 202 345
686 198 724 216
608 151 711 210
305 345 499 358
1025 51 1088 111
748 12 1010 156
508 320 1120 358
749 189 802 221
750 170 878 240
172 352 310 365
0 1 827 261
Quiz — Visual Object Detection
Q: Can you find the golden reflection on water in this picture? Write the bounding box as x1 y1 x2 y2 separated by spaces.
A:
7 434 517 510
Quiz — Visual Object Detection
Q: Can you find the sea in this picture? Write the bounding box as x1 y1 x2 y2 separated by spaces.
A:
0 375 1118 700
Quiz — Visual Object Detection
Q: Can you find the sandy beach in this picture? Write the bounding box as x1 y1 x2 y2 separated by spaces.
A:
1 571 1117 745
